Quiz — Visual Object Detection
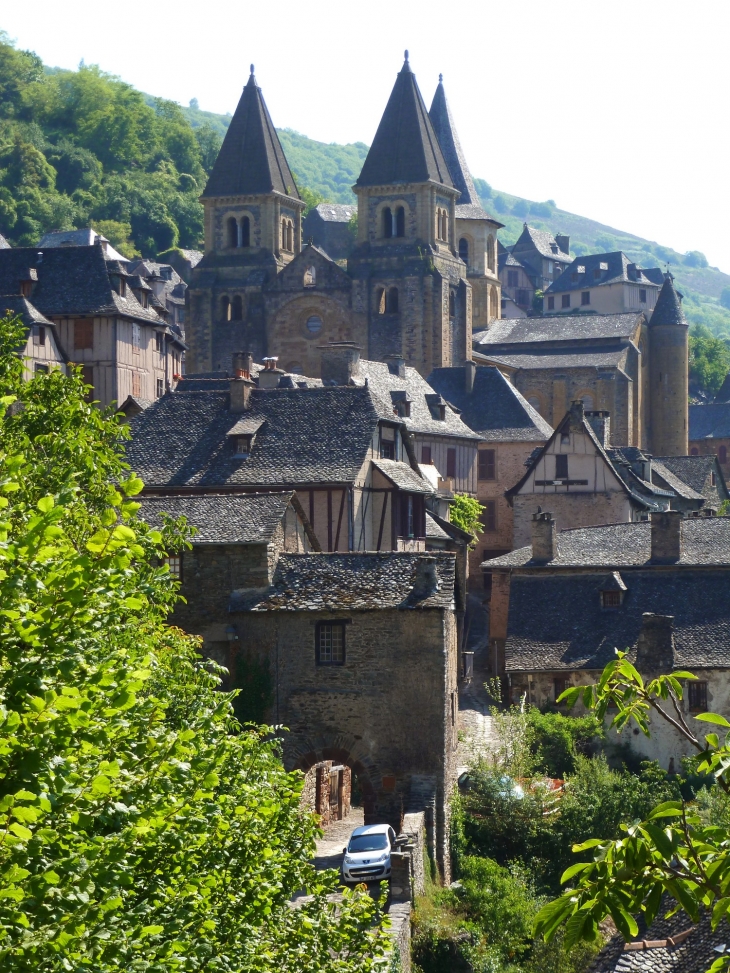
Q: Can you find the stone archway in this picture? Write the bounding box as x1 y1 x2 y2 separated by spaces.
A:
288 733 380 823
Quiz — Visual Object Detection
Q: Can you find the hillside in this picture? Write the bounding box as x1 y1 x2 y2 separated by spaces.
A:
180 103 730 337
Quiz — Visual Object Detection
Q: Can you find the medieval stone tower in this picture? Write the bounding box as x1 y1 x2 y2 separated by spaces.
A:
186 66 305 373
649 273 689 456
348 52 472 374
428 76 503 331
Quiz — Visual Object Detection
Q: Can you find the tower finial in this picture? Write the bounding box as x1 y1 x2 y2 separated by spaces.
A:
439 72 443 83
404 49 409 61
250 64 255 76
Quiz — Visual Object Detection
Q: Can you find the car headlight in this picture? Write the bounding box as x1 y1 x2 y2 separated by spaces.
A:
344 856 354 864
377 852 389 862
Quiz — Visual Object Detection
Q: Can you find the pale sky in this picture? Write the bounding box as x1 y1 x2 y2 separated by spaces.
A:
3 0 729 271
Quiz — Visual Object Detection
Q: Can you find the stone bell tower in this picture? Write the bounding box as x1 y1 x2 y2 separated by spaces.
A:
186 66 304 373
648 273 689 456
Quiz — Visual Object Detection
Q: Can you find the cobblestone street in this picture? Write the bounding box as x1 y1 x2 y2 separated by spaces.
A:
458 666 497 772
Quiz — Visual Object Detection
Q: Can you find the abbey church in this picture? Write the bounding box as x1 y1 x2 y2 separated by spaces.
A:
186 53 502 381
186 52 689 457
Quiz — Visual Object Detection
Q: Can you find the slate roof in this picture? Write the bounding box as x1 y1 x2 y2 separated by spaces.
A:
648 460 705 501
428 364 553 442
356 54 454 189
653 455 728 502
310 203 357 223
590 906 729 973
36 228 128 262
126 384 402 488
0 294 54 329
483 518 730 569
373 459 435 494
474 312 643 348
690 402 730 439
498 249 528 273
650 275 686 327
137 492 296 544
546 252 662 294
428 77 501 225
230 551 456 612
354 360 480 439
425 512 450 539
479 349 629 371
0 246 163 324
511 224 572 263
202 68 300 200
0 233 9 249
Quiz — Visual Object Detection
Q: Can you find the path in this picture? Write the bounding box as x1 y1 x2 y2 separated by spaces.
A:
313 806 364 873
458 665 498 772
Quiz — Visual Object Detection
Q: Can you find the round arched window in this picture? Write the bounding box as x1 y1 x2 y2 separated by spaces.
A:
305 315 323 335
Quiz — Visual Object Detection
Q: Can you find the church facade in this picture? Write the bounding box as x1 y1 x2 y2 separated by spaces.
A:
186 55 502 380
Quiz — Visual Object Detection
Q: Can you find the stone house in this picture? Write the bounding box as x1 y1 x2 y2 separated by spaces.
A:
482 511 730 769
428 363 553 574
127 259 188 333
508 401 728 548
302 203 356 261
137 488 460 877
474 274 689 456
126 364 437 555
0 243 185 406
186 56 501 381
690 393 730 482
498 248 535 315
1 294 67 378
507 223 572 293
544 251 662 316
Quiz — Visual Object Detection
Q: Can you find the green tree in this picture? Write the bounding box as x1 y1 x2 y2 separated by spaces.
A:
449 494 485 548
720 287 730 312
689 323 730 396
684 250 709 268
534 655 730 970
0 312 388 970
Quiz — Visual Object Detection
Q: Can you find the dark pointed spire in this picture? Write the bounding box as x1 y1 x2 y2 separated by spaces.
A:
356 55 453 189
428 75 483 210
650 273 687 326
202 71 300 200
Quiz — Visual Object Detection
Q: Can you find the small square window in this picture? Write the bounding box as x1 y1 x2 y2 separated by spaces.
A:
478 449 496 481
547 296 555 310
34 362 49 374
581 291 591 306
381 439 395 460
165 554 181 579
316 622 346 665
601 590 622 608
687 680 707 712
562 294 571 309
555 454 568 479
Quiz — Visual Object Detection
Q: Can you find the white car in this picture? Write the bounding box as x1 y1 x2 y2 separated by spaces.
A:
341 824 396 883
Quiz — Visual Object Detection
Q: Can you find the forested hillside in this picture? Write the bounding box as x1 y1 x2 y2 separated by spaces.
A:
2 30 729 338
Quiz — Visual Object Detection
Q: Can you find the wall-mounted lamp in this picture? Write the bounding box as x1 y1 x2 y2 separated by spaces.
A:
225 625 239 642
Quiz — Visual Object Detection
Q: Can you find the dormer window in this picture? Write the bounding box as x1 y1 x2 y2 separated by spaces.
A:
601 591 622 607
599 571 626 607
236 435 254 456
390 391 411 418
426 394 447 421
227 418 263 458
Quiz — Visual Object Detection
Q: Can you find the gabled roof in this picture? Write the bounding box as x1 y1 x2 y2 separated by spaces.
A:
650 273 687 326
511 224 571 262
473 312 644 349
546 251 662 294
0 246 162 324
36 227 128 262
356 53 454 189
137 491 308 545
126 384 402 489
354 359 480 439
0 294 54 329
653 455 728 502
230 551 456 612
690 402 730 439
202 67 300 200
427 364 553 442
373 458 435 494
428 77 501 225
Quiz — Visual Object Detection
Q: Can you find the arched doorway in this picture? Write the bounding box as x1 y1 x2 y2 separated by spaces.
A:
292 741 379 824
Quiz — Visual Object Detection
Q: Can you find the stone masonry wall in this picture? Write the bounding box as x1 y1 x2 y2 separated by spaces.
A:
512 492 636 549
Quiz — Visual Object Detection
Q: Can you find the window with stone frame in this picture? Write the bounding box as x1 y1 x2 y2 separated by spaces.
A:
478 449 496 481
316 622 346 665
165 554 182 580
687 680 708 712
554 677 570 703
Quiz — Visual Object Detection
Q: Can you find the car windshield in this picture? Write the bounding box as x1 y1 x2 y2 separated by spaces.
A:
348 833 389 852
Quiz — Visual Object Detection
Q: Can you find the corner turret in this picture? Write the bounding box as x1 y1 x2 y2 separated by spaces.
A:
648 273 688 456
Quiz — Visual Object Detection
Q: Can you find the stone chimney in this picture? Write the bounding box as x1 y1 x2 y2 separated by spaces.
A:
230 376 254 412
635 613 675 672
585 410 610 447
650 510 682 564
464 359 476 394
258 357 286 389
555 233 570 255
531 511 556 563
569 399 585 426
412 556 440 596
232 351 253 380
319 341 361 386
386 355 407 378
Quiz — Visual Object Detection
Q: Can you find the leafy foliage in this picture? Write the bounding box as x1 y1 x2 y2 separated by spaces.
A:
0 312 388 970
534 655 730 972
450 494 485 548
689 323 730 397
